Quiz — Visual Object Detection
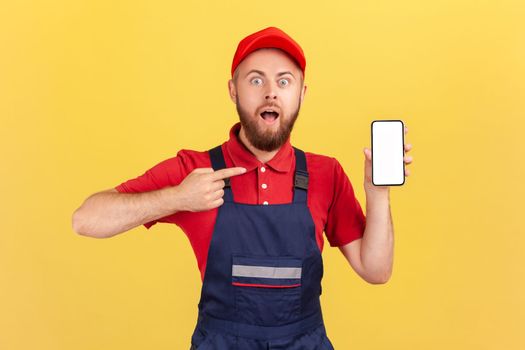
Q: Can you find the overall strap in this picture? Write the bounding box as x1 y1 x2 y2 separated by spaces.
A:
292 147 309 204
209 145 234 202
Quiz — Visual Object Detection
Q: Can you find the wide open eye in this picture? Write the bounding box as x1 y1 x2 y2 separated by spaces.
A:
251 78 263 86
278 79 289 87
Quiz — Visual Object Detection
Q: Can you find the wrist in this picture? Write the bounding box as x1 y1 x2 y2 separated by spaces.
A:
161 185 184 213
364 184 390 200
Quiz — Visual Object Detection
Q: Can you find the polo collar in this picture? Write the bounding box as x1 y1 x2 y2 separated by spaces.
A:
225 122 294 173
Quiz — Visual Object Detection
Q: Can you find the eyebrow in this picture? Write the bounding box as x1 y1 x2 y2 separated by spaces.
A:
244 69 295 79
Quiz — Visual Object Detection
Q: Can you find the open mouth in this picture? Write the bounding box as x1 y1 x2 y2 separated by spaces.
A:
260 110 280 124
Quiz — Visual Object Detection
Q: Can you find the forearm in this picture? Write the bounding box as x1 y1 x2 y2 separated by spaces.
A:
72 186 180 238
361 189 394 283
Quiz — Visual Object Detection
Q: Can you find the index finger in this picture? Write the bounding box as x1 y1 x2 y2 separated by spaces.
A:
210 167 247 181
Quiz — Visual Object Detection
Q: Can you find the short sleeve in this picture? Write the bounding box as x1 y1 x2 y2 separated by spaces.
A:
114 150 194 229
324 158 366 247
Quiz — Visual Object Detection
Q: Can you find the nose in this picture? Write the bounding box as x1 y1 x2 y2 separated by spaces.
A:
264 87 277 100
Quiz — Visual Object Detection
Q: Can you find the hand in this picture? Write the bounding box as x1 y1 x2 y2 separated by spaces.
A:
363 125 414 193
172 167 246 212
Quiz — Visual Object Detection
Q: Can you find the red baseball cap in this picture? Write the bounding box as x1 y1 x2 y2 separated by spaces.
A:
231 26 306 79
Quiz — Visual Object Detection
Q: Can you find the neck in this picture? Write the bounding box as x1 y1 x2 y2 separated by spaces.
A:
238 126 280 164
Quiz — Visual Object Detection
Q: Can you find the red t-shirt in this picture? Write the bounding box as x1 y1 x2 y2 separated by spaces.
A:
115 122 366 282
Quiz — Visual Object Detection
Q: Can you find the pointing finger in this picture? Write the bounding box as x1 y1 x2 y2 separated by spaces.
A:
192 167 215 174
210 167 247 181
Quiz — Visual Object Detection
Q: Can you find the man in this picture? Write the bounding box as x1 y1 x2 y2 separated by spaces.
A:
72 26 414 349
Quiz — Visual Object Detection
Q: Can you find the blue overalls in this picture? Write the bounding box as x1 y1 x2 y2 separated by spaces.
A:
189 145 335 350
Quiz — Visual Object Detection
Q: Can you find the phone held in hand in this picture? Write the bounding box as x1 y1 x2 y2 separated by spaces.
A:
371 120 405 186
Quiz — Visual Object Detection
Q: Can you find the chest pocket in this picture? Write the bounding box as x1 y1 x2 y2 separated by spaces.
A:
231 254 302 326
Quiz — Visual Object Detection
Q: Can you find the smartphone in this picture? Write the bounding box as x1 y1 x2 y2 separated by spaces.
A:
371 120 405 186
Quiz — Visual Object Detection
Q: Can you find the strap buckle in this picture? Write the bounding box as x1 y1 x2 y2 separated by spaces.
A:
294 170 309 190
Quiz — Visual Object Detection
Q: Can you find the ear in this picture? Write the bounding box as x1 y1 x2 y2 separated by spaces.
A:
228 79 237 103
300 84 307 104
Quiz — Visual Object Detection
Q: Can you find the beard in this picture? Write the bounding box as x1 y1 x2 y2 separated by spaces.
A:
235 94 301 152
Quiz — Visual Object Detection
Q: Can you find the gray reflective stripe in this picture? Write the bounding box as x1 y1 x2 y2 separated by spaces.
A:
232 265 301 279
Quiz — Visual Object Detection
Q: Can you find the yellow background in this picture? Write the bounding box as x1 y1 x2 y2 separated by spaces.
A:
1 0 524 349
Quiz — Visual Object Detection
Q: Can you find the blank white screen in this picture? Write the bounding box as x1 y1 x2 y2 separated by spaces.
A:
372 120 404 185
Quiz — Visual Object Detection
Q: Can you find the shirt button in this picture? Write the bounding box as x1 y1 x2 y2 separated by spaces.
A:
261 183 268 189
261 166 266 172
263 201 269 205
